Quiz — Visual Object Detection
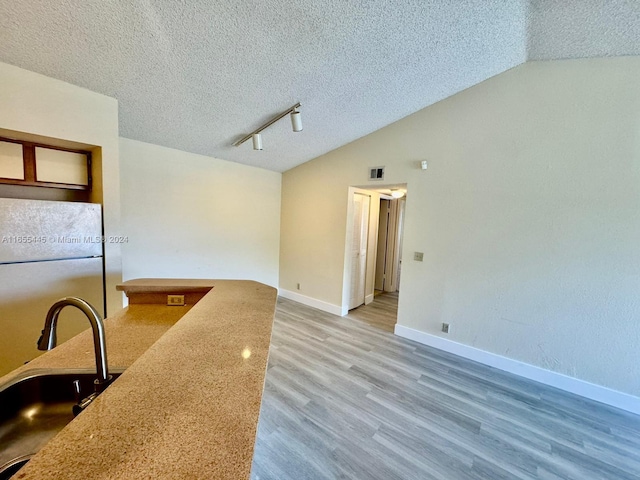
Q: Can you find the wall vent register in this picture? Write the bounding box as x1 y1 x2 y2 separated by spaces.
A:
369 166 385 181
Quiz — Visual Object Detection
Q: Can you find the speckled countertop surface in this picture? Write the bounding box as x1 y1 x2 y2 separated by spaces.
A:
116 278 217 294
6 279 277 480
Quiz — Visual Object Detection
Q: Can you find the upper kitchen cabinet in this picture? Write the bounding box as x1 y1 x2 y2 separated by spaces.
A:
35 147 90 187
0 137 91 191
0 140 24 180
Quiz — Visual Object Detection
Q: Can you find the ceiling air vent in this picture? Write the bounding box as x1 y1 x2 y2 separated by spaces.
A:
369 166 385 181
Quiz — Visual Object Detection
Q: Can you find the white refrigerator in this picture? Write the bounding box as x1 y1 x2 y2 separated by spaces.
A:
0 198 104 376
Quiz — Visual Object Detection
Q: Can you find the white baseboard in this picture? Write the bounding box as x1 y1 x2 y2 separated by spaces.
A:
365 293 374 305
394 324 640 416
279 289 347 316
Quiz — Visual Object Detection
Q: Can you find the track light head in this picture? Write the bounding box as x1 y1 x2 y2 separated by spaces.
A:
252 133 263 150
291 110 303 132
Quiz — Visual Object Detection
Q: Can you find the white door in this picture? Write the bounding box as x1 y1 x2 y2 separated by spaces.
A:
349 193 370 309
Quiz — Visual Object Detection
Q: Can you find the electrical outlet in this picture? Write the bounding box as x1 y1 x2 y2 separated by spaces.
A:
442 323 450 334
167 294 185 306
296 283 301 290
414 252 424 262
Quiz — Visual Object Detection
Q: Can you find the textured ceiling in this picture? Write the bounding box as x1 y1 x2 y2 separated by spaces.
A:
0 1 638 172
528 0 640 60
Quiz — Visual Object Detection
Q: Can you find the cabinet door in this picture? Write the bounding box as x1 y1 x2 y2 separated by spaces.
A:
35 147 89 186
0 141 24 180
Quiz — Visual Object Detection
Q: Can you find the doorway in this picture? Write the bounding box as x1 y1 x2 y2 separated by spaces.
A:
343 185 406 332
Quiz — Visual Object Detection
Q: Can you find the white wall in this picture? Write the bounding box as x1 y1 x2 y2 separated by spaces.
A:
279 57 640 398
120 138 281 287
0 61 122 315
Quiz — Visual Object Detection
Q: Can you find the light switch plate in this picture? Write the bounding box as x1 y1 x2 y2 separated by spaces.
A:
414 252 424 262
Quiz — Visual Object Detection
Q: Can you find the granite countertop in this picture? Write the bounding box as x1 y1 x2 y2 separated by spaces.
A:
5 279 277 480
115 278 217 294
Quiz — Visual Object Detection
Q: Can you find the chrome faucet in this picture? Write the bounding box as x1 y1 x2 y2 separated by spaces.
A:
38 297 112 393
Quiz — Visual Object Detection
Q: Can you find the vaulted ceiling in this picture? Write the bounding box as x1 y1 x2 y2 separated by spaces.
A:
0 1 638 172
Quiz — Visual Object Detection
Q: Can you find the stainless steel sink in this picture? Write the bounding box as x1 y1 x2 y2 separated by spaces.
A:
0 369 123 479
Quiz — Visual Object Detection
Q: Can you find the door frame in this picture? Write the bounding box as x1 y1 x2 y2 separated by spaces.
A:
374 198 390 291
383 196 406 293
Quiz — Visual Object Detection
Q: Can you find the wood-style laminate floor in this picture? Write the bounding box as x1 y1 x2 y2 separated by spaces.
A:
347 292 398 333
251 297 640 480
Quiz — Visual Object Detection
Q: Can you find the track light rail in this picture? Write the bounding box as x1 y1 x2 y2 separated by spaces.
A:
233 102 302 147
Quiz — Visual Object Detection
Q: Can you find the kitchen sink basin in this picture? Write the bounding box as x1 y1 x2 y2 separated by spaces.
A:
0 369 123 479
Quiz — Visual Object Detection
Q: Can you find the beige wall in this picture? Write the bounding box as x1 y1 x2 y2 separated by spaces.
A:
0 62 122 315
119 138 281 287
279 57 640 396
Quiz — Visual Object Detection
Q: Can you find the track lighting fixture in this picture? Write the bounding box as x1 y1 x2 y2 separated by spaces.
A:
252 133 263 151
290 109 302 132
233 102 302 150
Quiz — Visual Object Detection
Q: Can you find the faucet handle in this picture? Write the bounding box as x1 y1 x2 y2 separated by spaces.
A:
37 327 57 351
36 329 45 348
